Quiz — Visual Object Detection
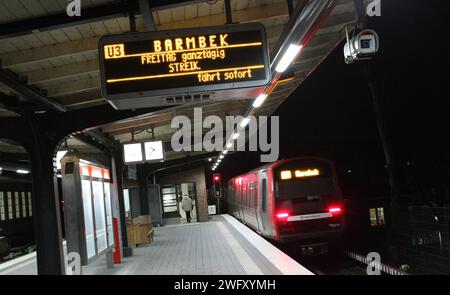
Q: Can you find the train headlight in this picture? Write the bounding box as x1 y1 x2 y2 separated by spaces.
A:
280 170 292 180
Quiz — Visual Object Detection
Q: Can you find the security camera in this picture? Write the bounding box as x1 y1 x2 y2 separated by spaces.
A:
344 28 379 64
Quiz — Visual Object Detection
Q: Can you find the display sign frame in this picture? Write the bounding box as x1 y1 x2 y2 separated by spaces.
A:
123 140 166 165
123 141 145 164
98 23 270 104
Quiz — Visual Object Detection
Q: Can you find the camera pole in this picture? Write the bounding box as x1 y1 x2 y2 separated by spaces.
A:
352 0 401 206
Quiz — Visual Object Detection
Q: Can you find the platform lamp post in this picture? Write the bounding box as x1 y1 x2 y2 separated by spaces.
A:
213 173 221 214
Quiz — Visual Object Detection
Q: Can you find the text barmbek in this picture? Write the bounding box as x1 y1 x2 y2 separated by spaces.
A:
153 34 229 52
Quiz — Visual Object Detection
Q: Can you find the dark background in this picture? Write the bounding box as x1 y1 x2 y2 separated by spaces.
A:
216 0 450 205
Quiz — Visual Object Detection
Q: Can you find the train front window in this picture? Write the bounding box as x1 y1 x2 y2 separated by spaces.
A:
276 177 336 199
274 161 337 199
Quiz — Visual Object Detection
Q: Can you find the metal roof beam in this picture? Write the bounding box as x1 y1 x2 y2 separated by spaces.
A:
0 152 29 162
0 0 197 40
0 1 138 40
138 0 157 31
0 67 127 150
0 68 66 112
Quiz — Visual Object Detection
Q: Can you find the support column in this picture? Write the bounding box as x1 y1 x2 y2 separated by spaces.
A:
138 165 149 215
224 0 233 24
27 121 65 275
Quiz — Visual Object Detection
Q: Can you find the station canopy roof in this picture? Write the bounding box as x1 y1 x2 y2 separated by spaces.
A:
0 0 357 164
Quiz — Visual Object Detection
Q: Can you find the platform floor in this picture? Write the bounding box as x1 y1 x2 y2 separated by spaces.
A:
0 215 313 275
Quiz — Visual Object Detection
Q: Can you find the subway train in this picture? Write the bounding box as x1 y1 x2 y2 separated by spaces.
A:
227 157 345 255
0 175 34 259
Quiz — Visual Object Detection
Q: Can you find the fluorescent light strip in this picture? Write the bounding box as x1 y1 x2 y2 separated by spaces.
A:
226 142 233 148
240 117 251 128
16 169 30 174
253 94 268 108
232 133 240 140
222 150 228 155
275 44 303 73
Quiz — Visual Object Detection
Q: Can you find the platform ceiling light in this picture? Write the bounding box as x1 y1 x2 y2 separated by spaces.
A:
275 44 303 73
226 142 233 148
232 133 240 140
240 117 251 128
252 94 268 108
208 158 212 162
16 169 30 174
222 149 228 155
219 155 224 159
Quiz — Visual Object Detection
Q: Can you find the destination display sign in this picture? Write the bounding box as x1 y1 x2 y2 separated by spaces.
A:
98 23 270 108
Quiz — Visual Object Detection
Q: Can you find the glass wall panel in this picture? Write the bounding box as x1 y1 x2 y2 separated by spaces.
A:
92 181 107 252
81 180 96 258
104 183 114 247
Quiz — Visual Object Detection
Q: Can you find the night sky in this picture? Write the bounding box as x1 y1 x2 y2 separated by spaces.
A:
217 0 450 204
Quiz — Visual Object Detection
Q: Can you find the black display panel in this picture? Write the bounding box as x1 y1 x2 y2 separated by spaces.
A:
98 23 270 102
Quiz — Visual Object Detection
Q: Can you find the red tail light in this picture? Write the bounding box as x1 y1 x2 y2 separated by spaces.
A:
276 212 290 221
328 206 342 215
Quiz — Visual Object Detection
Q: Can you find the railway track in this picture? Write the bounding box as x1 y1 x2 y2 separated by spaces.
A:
287 249 408 275
294 254 367 275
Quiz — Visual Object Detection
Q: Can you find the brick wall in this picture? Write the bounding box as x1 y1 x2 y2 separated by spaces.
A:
158 167 208 222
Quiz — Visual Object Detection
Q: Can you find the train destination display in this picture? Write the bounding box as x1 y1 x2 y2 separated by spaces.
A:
99 23 270 108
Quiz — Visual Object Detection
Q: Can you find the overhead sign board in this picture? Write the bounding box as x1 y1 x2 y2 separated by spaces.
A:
99 23 270 109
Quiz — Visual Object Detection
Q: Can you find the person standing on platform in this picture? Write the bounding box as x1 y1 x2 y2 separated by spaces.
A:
181 194 193 223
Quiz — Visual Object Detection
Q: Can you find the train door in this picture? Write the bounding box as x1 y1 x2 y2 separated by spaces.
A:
252 179 261 233
231 185 241 221
239 181 245 224
258 171 269 234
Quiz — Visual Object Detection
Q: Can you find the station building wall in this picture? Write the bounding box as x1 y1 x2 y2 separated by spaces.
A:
158 167 208 222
